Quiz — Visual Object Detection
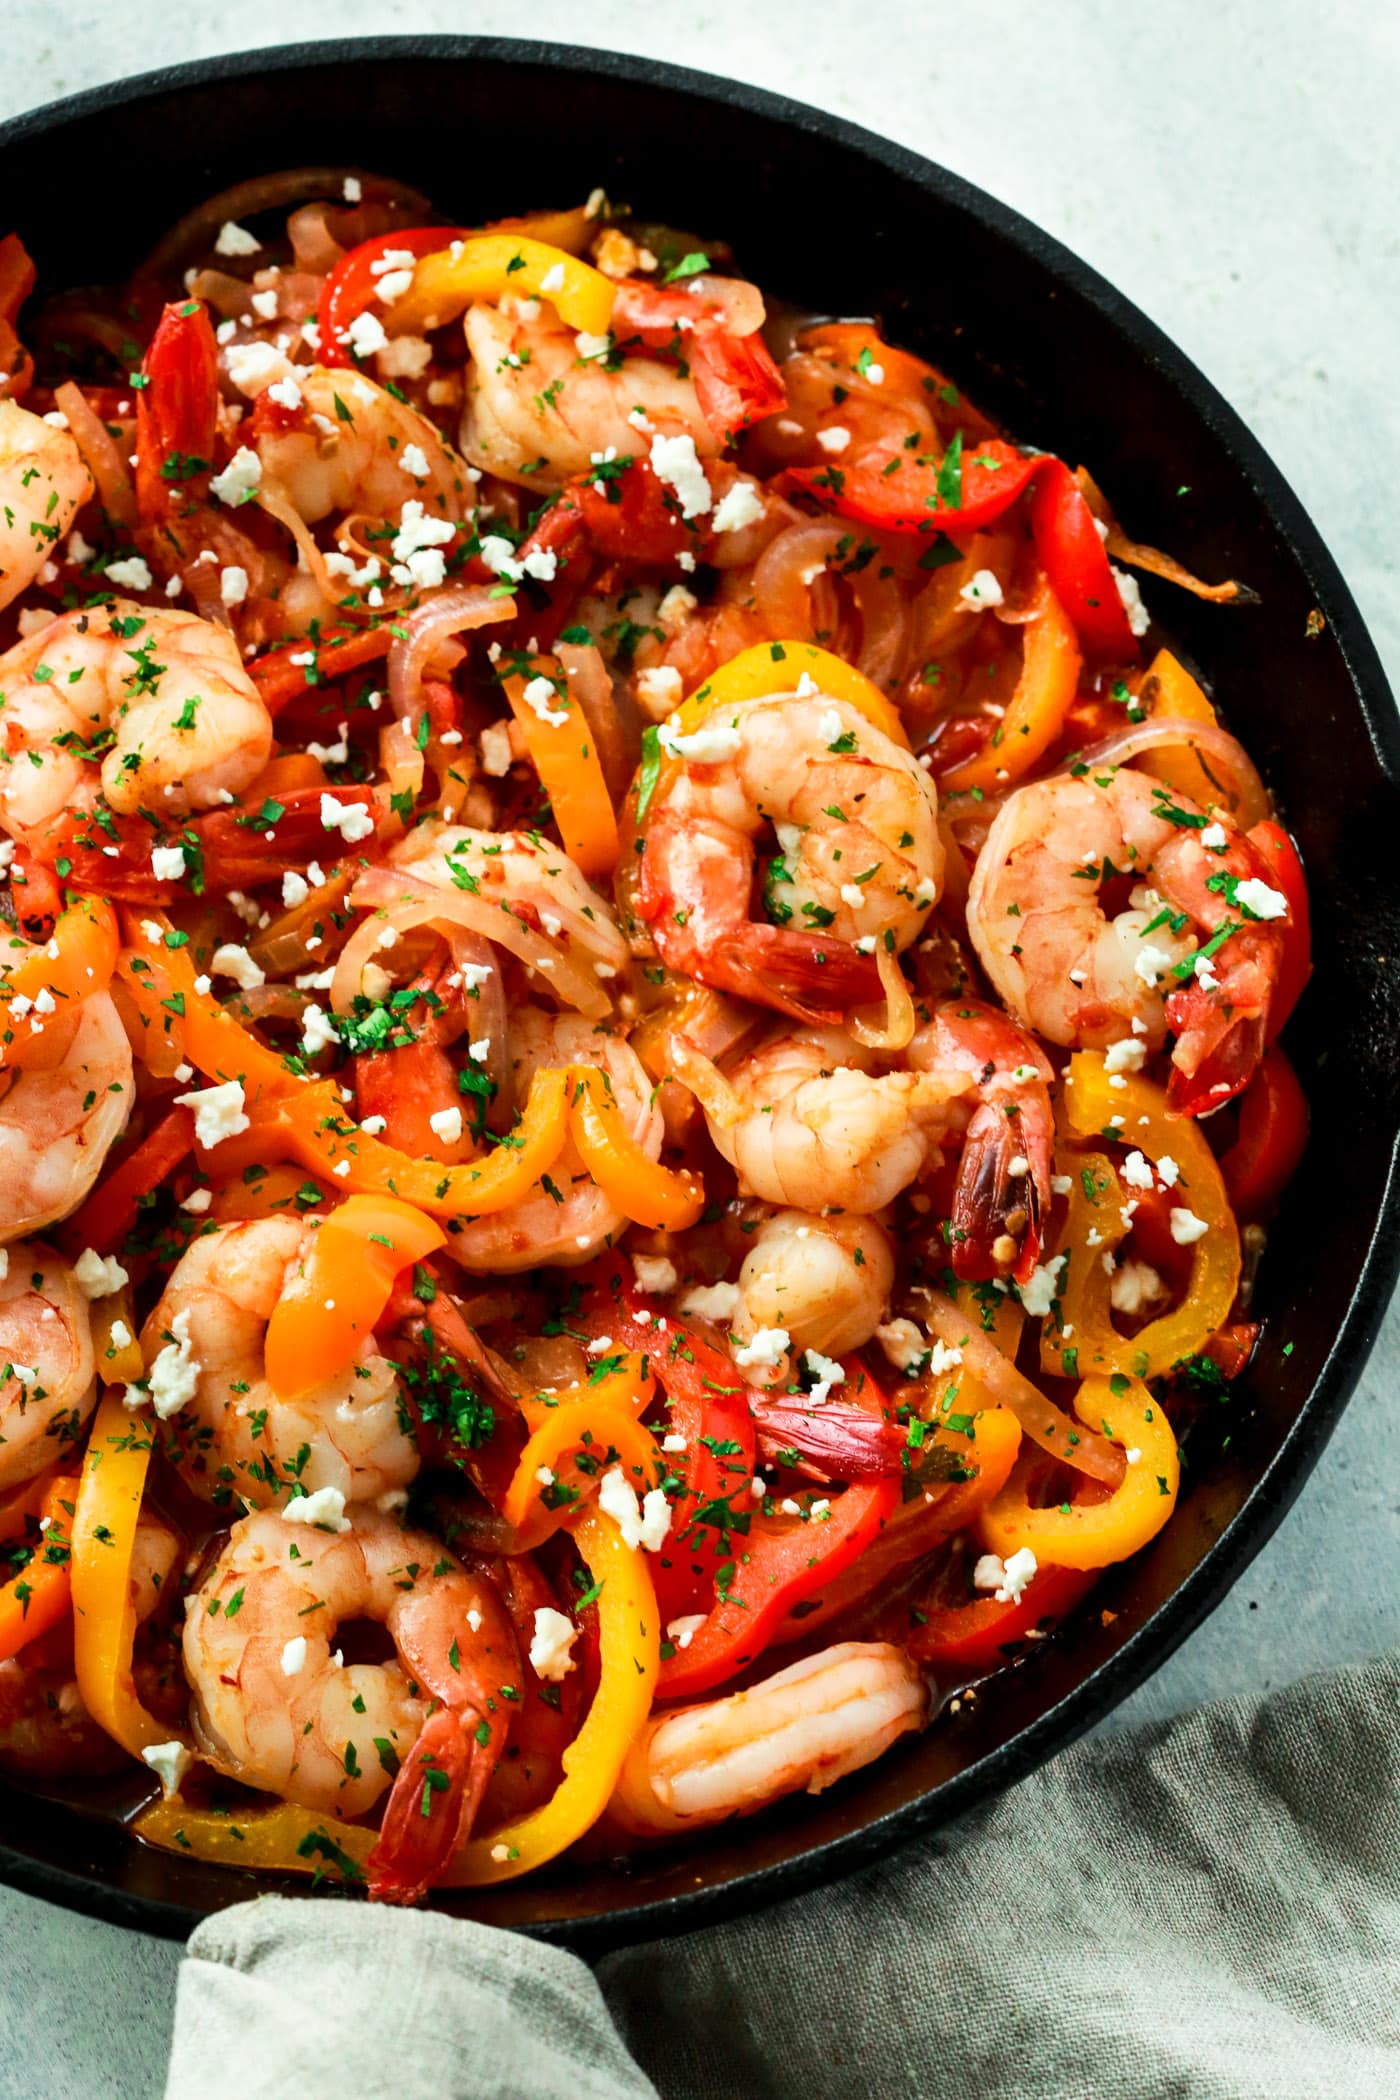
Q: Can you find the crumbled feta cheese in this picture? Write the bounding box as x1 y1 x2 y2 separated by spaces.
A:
389 499 456 588
1169 1207 1210 1246
1120 1149 1156 1191
73 1249 129 1300
657 584 698 635
804 1349 845 1405
1103 1037 1147 1075
710 480 765 534
574 330 612 361
632 1254 678 1296
220 564 249 608
598 1466 672 1552
281 1636 307 1677
181 1189 212 1214
224 340 293 396
281 869 310 911
300 1003 339 1058
1133 944 1173 987
174 1078 250 1151
540 262 566 295
1018 1254 1067 1318
1112 567 1150 636
650 433 712 519
109 1319 132 1350
973 1552 1007 1594
875 1318 929 1375
733 1325 790 1370
959 567 1004 610
521 675 569 728
1125 1447 1142 1466
528 1606 578 1682
479 722 514 777
839 883 865 909
679 1280 740 1324
377 334 433 380
1156 1155 1180 1187
1233 878 1289 921
1200 822 1229 850
209 447 262 506
428 1105 463 1145
267 376 302 411
282 1485 351 1531
816 425 851 453
658 718 741 764
636 665 683 716
141 1740 192 1797
666 1613 706 1651
210 942 266 991
319 792 376 843
342 175 362 203
1194 956 1220 992
1109 1260 1166 1316
105 554 153 591
249 287 279 321
142 1308 200 1421
345 309 389 358
997 1546 1038 1603
360 1115 387 1136
215 220 261 256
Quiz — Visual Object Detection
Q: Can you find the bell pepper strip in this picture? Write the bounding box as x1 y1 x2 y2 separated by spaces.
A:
134 298 219 524
0 1476 77 1662
503 658 620 880
1137 648 1238 818
1026 458 1139 659
58 1108 196 1259
134 1792 376 1884
1248 819 1311 1038
1220 1046 1308 1219
449 1504 659 1885
92 1286 145 1386
980 1374 1179 1570
388 234 615 341
668 639 907 753
0 231 36 399
264 1193 446 1401
938 577 1081 792
318 225 468 365
121 914 292 1107
566 1065 704 1230
920 1286 1121 1484
502 1398 662 1549
71 1390 176 1757
0 897 120 1071
517 1349 655 1436
1042 1054 1241 1381
250 624 395 714
905 1556 1098 1672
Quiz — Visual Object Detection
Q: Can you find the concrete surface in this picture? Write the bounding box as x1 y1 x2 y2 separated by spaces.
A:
0 3 1396 2093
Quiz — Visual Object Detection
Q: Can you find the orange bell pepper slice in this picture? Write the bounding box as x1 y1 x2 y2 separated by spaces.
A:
59 1106 196 1258
451 1504 659 1885
979 1374 1178 1569
940 578 1081 793
265 1193 446 1402
502 1390 661 1548
0 1475 77 1662
1042 1052 1241 1381
72 1388 182 1758
567 1065 704 1229
503 656 619 880
0 897 119 1071
389 233 616 338
121 912 293 1107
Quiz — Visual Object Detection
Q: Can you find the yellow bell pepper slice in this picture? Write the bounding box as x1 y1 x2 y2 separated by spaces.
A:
91 1285 145 1385
503 1394 661 1547
979 1374 1179 1569
0 897 119 1071
390 233 615 339
121 911 292 1106
71 1389 179 1758
567 1064 704 1229
134 1794 376 1884
678 639 907 747
265 1193 446 1402
940 579 1082 793
504 656 620 880
1135 646 1267 827
1042 1053 1241 1380
450 1504 659 1884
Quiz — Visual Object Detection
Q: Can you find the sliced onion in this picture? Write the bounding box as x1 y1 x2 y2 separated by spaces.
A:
137 168 435 279
667 1038 745 1128
186 268 262 320
918 1288 1122 1485
255 476 345 603
286 203 346 277
851 943 916 1052
387 584 517 732
557 640 629 799
343 867 612 1021
54 381 134 527
248 867 356 977
1074 715 1270 825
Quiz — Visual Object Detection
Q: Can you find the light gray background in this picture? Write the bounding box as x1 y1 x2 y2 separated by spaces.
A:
1 4 1396 2094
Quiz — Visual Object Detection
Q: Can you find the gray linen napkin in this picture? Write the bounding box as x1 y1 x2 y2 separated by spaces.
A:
166 1651 1400 2100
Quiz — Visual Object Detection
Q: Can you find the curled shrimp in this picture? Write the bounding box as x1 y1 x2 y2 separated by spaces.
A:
733 1209 895 1368
0 1241 97 1489
183 1506 520 1902
638 690 941 1026
907 1000 1055 1283
705 1025 970 1214
444 1009 663 1273
461 292 718 494
0 400 93 612
250 365 468 530
139 1215 419 1509
967 766 1287 1110
0 990 133 1244
0 601 272 844
610 1641 927 1835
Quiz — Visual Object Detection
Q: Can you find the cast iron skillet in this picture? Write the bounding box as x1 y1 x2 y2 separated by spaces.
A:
0 35 1396 1951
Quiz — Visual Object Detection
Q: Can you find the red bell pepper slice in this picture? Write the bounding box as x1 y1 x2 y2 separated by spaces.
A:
906 1559 1098 1673
318 226 467 368
134 299 219 523
57 1107 196 1259
251 625 396 714
1219 1046 1308 1218
1247 819 1311 1039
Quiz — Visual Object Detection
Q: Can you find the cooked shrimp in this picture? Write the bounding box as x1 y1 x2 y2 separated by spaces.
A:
0 601 272 842
141 1216 419 1510
733 1210 895 1365
639 690 941 1025
461 295 718 493
967 766 1287 1109
0 991 132 1244
907 1000 1055 1283
0 1242 96 1489
0 400 93 612
445 1009 663 1273
183 1506 519 1901
251 365 469 526
706 1026 971 1214
610 1641 927 1835
0 1514 179 1779
391 821 631 985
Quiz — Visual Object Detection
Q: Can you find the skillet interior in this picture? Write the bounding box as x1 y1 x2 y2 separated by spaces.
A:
1 34 1397 1949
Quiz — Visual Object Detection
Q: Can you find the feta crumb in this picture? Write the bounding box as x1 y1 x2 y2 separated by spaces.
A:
1133 943 1173 987
281 869 310 911
174 1078 249 1151
1103 1037 1147 1075
73 1249 129 1300
521 674 569 728
996 1547 1038 1603
479 722 514 776
973 1552 1007 1593
215 220 261 257
150 843 187 883
1156 1155 1180 1187
1169 1207 1210 1246
665 1613 706 1651
659 718 741 764
1018 1254 1067 1318
209 447 262 506
281 1636 307 1677
632 1254 677 1296
710 480 765 534
679 1280 740 1324
875 1318 929 1375
1109 1261 1166 1316
1112 566 1151 636
181 1189 212 1214
816 425 851 453
597 1466 672 1552
1120 1150 1156 1191
429 1105 464 1145
637 665 684 716
540 261 567 295
804 1349 845 1405
959 567 1004 610
733 1325 790 1371
528 1606 578 1682
282 1485 351 1532
300 1004 339 1059
220 564 249 607
141 1740 192 1797
1233 877 1289 921
143 1308 201 1420
345 309 388 358
1201 822 1229 850
650 432 712 519
210 942 266 991
319 792 376 843
105 554 153 591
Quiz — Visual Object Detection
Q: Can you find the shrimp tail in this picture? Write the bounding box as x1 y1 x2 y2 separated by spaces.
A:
366 1705 493 1906
751 1396 906 1481
951 1099 1048 1285
711 927 884 1027
1165 949 1275 1116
